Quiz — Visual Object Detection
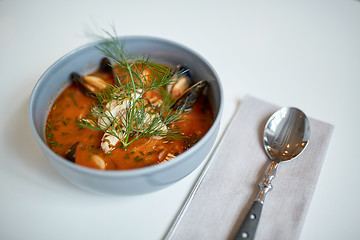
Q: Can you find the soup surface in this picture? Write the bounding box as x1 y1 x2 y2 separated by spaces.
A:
46 62 214 170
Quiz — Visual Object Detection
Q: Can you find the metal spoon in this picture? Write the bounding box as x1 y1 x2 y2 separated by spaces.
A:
234 107 310 240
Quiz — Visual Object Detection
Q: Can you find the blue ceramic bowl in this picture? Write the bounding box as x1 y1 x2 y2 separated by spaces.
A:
29 36 223 195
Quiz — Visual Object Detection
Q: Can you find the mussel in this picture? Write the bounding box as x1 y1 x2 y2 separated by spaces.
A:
70 58 114 97
64 142 79 162
99 57 113 74
171 80 208 111
70 72 108 97
168 65 194 100
100 57 121 86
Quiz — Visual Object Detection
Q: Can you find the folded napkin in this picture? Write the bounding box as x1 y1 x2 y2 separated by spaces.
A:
165 95 333 240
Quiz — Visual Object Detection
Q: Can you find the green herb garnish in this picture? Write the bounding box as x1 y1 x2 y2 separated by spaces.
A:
77 31 187 149
69 92 78 106
134 155 143 162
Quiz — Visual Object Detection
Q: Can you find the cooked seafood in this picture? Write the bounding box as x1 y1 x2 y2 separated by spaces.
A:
64 142 79 162
99 57 113 74
167 65 193 100
70 72 108 97
101 129 124 153
97 90 142 130
99 96 168 152
171 80 208 111
90 155 106 170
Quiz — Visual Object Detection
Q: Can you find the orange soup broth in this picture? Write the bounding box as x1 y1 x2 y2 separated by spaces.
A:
46 68 214 170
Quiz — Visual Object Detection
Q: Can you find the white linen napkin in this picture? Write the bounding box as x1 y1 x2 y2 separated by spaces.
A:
165 95 334 240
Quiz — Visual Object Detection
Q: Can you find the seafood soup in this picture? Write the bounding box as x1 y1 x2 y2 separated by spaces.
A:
46 53 214 170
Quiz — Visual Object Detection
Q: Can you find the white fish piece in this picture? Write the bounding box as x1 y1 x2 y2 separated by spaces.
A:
100 108 168 153
100 128 124 153
143 112 168 133
99 89 170 153
97 99 126 130
97 90 142 130
99 90 143 152
137 112 167 140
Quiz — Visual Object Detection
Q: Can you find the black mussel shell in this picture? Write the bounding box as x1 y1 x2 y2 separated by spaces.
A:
99 58 113 74
70 72 92 97
171 80 208 111
177 65 191 78
64 142 79 162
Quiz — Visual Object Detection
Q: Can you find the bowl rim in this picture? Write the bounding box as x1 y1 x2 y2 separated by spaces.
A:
28 35 224 178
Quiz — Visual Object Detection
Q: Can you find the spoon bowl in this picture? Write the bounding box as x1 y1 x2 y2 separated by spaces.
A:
264 107 310 162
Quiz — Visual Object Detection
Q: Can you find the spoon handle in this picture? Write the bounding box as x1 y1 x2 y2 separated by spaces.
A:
234 161 279 240
234 201 263 239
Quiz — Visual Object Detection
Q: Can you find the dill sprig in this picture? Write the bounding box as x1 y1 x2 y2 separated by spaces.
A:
77 34 187 149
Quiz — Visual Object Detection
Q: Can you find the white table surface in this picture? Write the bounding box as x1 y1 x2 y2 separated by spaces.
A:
1 0 359 239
